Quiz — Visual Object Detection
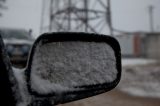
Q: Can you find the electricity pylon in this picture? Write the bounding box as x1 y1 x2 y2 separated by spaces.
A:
40 0 112 35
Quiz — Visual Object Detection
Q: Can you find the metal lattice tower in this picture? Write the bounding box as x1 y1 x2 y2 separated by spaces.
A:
40 0 112 35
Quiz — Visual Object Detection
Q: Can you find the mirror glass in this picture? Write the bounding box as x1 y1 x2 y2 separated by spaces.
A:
30 41 118 94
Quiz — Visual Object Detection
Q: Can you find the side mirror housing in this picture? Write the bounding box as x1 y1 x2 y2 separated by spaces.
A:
25 32 121 105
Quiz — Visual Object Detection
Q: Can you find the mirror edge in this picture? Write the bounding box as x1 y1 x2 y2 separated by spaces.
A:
25 32 121 98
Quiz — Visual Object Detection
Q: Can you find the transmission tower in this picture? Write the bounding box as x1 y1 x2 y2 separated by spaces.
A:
40 0 112 35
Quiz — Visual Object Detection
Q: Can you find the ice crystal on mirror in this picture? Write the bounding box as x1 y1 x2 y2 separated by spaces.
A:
31 41 117 94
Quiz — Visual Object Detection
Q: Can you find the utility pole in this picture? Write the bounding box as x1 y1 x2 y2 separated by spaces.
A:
0 0 8 17
107 0 113 36
148 5 154 32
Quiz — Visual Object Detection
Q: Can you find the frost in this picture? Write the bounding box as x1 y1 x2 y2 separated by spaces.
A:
31 74 71 94
31 41 118 94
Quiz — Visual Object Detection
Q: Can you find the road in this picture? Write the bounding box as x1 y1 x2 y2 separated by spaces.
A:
58 89 160 106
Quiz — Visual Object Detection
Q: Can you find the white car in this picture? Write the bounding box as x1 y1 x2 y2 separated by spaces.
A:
0 28 34 67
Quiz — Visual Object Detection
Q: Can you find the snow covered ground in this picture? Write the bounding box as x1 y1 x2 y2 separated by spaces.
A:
119 58 160 98
122 58 157 67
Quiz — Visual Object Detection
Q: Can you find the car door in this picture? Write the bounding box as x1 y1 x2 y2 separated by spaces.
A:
0 34 16 106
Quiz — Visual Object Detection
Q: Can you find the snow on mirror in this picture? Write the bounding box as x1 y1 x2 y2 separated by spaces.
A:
30 41 118 94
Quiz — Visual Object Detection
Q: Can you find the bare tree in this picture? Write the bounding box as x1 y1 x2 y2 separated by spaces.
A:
0 0 7 17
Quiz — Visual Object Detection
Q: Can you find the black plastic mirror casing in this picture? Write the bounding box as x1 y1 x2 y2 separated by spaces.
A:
25 32 121 105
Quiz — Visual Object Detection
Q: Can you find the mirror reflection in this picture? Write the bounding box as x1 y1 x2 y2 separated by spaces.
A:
31 41 118 94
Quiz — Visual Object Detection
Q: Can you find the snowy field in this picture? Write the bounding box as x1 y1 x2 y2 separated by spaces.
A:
122 58 157 67
119 58 160 98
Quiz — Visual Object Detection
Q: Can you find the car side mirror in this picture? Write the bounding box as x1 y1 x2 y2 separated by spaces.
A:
25 32 121 105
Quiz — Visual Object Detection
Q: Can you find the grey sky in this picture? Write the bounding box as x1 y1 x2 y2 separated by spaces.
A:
0 0 160 37
112 0 160 32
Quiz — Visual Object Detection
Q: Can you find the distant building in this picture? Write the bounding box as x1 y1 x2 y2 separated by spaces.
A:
142 33 160 59
115 32 160 59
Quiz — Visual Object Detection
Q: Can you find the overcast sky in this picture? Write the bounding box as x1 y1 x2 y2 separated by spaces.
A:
0 0 160 37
